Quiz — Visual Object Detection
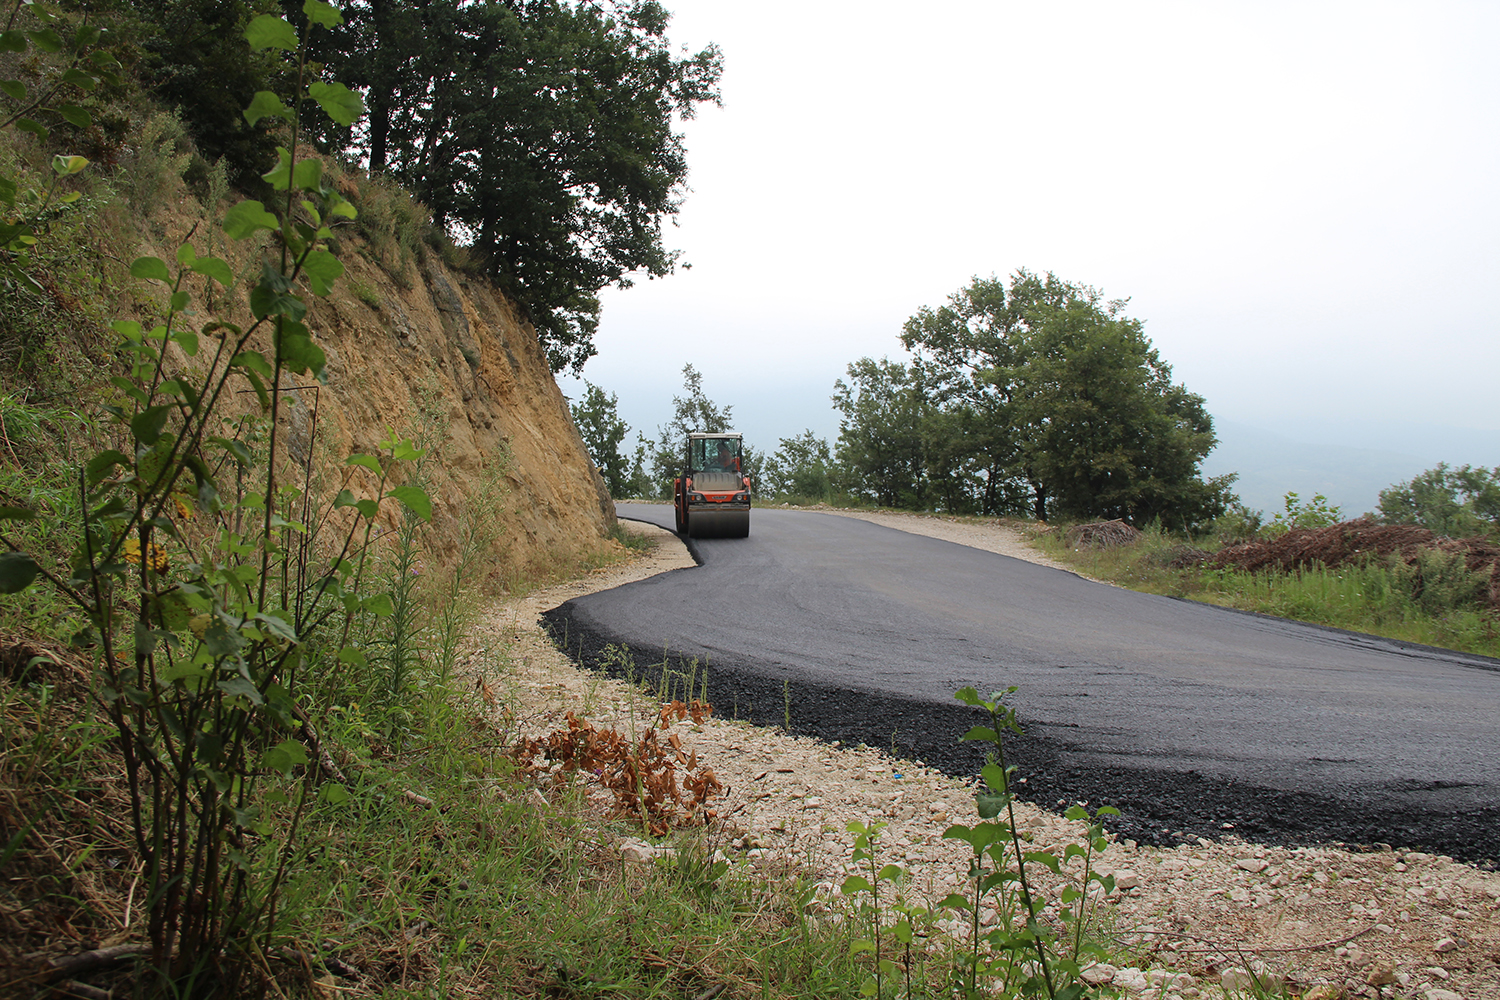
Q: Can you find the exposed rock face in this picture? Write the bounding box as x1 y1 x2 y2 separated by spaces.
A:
299 247 614 586
138 193 614 589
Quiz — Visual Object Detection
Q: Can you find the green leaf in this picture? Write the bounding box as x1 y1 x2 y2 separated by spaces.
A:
980 762 1008 793
303 0 344 28
961 725 998 743
189 255 234 288
60 67 96 91
202 621 246 657
130 406 173 446
244 90 292 127
85 449 130 486
27 28 63 53
0 31 26 53
262 146 293 190
0 506 35 521
251 271 308 322
387 485 431 521
263 738 309 773
302 248 343 296
363 593 394 618
840 875 872 895
222 200 279 240
876 864 904 881
51 154 88 176
0 79 23 101
254 611 298 642
57 105 90 128
308 80 364 127
16 118 48 139
318 783 351 805
0 552 40 593
245 14 298 52
975 792 1006 819
292 156 323 192
276 320 324 375
210 436 254 468
346 454 383 475
337 645 368 668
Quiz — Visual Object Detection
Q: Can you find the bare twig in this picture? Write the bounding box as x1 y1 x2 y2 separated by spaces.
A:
44 942 147 982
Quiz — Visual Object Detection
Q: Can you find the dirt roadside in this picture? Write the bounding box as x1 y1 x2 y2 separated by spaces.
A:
468 511 1500 1000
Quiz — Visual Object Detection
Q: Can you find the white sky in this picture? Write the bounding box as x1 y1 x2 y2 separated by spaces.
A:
559 0 1500 479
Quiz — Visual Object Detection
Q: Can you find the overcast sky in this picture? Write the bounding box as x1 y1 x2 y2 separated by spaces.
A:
558 1 1500 501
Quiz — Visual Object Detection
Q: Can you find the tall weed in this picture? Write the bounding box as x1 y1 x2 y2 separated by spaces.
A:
0 6 421 993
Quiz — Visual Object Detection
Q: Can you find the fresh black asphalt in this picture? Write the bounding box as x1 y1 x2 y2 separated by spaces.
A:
541 504 1500 864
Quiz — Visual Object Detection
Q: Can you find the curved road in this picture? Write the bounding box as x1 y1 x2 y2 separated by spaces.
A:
543 504 1500 863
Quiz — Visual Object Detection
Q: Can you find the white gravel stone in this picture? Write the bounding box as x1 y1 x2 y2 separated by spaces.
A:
1079 962 1116 986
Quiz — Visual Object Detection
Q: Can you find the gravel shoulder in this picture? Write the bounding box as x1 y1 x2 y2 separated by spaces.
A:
468 511 1499 1000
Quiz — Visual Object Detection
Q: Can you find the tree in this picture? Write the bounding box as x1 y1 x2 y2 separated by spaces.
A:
131 0 284 188
305 0 723 374
1379 464 1500 538
831 357 932 509
762 430 833 501
648 363 734 497
901 271 1235 527
570 381 631 497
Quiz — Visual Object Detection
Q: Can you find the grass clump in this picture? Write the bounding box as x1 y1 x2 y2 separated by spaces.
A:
1031 501 1500 658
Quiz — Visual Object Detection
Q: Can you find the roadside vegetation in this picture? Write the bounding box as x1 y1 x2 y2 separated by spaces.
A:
1029 488 1500 660
0 2 1154 997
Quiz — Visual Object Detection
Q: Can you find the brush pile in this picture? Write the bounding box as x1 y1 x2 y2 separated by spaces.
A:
1209 517 1500 610
1065 519 1141 549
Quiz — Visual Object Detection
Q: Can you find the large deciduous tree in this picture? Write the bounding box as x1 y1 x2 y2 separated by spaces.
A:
831 357 933 509
307 0 722 374
839 271 1235 526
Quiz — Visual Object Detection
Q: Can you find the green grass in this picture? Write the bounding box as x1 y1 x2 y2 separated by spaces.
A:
1032 525 1500 659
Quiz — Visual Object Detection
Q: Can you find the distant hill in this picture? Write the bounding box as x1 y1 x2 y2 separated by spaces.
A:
1203 418 1500 518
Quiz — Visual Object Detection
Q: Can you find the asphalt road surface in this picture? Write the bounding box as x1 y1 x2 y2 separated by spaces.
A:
543 504 1500 863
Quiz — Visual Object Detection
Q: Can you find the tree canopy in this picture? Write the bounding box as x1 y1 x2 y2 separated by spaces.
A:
835 272 1236 527
129 0 721 374
1379 464 1500 538
304 0 722 373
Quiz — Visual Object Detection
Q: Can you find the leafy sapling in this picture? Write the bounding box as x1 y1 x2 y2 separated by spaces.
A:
941 686 1089 1000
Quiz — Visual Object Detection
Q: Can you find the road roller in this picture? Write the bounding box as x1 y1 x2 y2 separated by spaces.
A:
673 433 751 538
